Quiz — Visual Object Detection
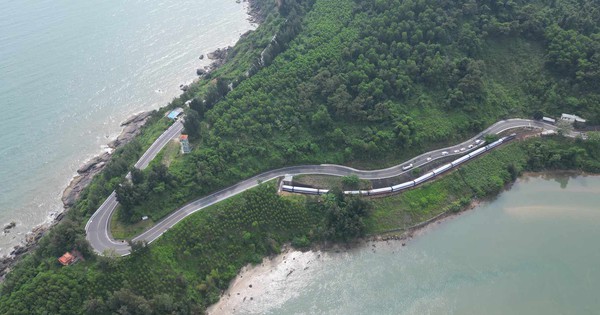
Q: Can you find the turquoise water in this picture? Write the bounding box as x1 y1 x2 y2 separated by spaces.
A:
244 175 600 314
0 0 253 255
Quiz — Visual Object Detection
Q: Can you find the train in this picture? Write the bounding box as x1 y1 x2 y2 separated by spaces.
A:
281 133 516 196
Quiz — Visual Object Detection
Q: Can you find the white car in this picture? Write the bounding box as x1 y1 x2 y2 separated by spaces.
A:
402 163 413 171
454 149 460 153
475 139 482 144
426 157 432 161
441 151 449 156
460 147 465 151
468 144 474 149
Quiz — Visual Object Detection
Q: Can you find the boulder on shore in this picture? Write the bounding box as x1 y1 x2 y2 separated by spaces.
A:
207 47 232 60
3 222 16 233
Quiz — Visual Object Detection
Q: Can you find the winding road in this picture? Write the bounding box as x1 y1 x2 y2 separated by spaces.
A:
86 118 565 256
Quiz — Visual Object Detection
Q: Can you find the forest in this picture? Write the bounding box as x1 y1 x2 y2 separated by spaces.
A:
1 0 599 313
115 0 600 224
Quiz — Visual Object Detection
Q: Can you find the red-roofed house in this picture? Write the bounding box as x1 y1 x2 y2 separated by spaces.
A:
58 252 75 266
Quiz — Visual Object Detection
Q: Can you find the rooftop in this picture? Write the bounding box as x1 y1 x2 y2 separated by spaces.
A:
561 113 586 123
58 252 75 266
167 108 184 120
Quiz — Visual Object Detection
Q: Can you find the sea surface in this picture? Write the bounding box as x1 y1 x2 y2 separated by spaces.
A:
238 175 600 314
0 0 254 256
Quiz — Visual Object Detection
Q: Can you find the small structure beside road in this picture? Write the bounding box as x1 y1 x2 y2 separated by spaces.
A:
283 175 293 185
180 135 191 154
561 113 586 124
541 130 557 136
542 117 556 124
167 108 184 120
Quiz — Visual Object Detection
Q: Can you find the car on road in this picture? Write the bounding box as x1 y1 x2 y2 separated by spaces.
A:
402 163 413 171
460 147 465 151
475 139 482 144
426 157 432 161
454 149 460 153
468 144 474 149
442 151 449 156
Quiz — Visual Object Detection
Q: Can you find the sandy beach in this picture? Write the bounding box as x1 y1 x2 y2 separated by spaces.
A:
207 246 325 315
206 198 487 314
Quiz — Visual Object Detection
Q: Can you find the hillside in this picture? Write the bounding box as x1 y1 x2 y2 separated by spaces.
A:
1 0 599 313
114 0 600 224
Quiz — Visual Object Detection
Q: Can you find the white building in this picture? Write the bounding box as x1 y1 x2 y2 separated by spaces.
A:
561 113 586 124
542 117 556 124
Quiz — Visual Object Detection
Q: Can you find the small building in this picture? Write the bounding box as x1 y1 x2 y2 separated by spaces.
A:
541 130 556 136
167 108 184 120
542 117 556 124
561 113 586 124
283 175 294 185
58 252 76 266
180 135 191 154
184 99 192 106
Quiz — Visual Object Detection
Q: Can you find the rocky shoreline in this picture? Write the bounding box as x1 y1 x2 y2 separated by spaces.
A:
0 111 153 279
62 111 153 208
0 0 263 279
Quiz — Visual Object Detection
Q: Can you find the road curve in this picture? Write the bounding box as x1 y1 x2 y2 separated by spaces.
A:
86 119 561 256
85 120 183 255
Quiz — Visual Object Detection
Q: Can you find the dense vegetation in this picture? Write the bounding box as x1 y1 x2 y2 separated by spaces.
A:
1 0 600 313
2 134 598 313
367 134 600 233
118 0 600 224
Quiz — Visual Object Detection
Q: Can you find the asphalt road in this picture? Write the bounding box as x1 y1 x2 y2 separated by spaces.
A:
86 118 563 256
135 120 184 169
85 120 183 256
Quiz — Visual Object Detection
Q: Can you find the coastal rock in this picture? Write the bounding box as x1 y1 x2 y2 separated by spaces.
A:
62 174 91 208
199 54 204 60
3 222 16 233
207 47 231 60
63 111 153 208
109 111 153 149
77 152 110 174
120 111 152 127
1 221 49 279
10 246 27 256
196 68 207 76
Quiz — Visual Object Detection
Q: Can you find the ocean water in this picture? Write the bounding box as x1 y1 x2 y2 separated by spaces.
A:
239 175 600 314
0 0 254 256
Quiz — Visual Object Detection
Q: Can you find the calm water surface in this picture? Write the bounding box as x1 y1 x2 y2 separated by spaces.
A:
248 175 600 315
0 0 253 255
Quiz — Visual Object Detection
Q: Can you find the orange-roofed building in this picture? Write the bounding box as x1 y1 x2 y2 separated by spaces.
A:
180 135 188 140
58 252 75 266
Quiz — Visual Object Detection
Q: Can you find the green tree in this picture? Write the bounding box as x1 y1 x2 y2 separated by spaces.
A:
183 109 201 140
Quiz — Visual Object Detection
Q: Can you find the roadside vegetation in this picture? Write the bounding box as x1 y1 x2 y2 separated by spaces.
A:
2 135 598 314
116 0 600 227
1 0 600 313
